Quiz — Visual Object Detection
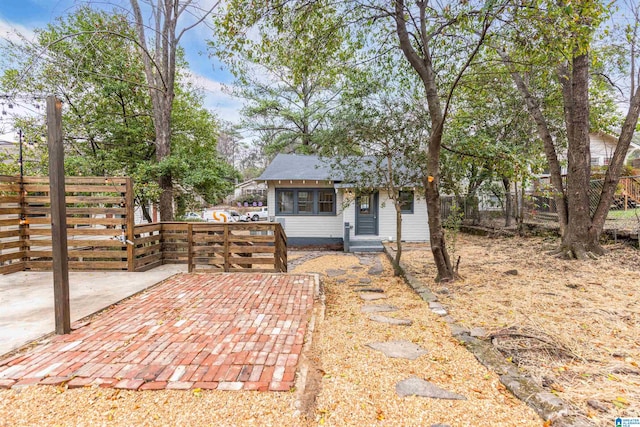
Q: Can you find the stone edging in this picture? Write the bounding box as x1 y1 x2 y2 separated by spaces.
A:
293 273 325 417
382 246 594 427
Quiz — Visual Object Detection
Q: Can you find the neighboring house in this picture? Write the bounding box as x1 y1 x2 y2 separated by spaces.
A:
258 154 429 249
534 132 640 186
232 179 267 202
589 132 640 167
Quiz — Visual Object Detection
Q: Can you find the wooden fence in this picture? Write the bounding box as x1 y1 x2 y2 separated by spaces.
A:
0 175 287 274
0 176 133 274
132 222 287 273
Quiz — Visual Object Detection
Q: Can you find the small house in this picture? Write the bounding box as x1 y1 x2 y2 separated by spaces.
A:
258 154 429 251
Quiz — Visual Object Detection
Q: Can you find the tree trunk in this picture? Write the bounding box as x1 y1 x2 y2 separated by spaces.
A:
393 203 403 276
498 50 568 235
138 197 153 223
502 176 512 227
394 0 455 281
155 102 173 221
554 54 602 258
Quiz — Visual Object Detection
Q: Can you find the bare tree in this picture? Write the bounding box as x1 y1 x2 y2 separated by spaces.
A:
129 0 219 220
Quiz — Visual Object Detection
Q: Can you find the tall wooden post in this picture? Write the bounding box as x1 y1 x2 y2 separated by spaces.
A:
125 177 135 271
47 96 70 335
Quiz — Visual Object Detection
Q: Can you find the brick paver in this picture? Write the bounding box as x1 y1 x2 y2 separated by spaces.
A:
0 273 316 392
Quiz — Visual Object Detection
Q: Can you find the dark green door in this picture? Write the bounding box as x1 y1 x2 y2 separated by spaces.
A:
355 192 378 235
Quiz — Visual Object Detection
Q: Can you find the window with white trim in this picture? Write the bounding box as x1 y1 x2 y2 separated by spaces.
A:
275 189 336 215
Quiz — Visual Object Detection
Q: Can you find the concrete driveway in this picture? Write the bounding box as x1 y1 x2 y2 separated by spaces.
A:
0 265 186 356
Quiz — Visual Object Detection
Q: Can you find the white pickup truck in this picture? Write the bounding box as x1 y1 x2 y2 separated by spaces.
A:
248 206 269 222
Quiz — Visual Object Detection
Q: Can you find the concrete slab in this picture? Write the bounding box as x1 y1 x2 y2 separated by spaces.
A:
0 265 185 356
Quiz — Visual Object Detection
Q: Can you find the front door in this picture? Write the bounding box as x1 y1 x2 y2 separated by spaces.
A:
355 192 378 235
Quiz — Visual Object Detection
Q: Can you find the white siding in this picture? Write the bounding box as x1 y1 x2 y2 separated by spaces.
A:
266 183 429 242
343 190 429 242
590 133 616 166
267 181 344 238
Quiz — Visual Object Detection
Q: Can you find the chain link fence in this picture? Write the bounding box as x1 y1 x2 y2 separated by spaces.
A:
441 176 640 236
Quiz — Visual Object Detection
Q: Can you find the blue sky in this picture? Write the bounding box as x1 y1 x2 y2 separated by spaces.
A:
0 0 243 130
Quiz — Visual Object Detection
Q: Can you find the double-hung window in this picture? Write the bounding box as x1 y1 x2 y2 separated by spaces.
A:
275 189 336 215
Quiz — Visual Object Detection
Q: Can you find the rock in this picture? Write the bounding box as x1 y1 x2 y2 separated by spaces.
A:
326 269 346 277
505 269 518 276
396 376 466 400
428 302 444 310
586 399 609 412
359 293 387 301
431 308 448 316
355 287 385 293
357 256 376 266
450 325 469 337
470 327 486 338
368 314 412 326
359 277 372 284
436 288 450 295
368 262 384 275
360 304 399 314
367 341 428 360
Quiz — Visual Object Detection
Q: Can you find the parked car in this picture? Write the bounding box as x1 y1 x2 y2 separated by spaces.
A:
183 212 201 220
249 206 269 221
230 210 250 222
202 210 237 222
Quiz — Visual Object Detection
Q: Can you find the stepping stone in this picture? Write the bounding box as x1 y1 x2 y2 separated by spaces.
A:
470 327 486 338
359 293 387 301
368 263 384 275
358 256 376 266
361 304 399 313
396 376 466 400
429 301 447 316
326 269 346 277
431 424 452 427
367 340 427 360
356 287 385 293
359 277 372 284
351 266 364 270
368 314 412 326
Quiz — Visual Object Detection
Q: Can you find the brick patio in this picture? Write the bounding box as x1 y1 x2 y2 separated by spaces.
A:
0 273 317 392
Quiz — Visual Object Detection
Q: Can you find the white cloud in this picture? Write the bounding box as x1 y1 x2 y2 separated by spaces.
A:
0 18 36 44
182 70 244 123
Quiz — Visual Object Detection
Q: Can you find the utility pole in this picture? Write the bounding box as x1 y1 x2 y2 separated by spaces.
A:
47 95 70 334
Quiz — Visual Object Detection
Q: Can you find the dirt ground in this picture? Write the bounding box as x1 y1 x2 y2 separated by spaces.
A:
400 234 640 426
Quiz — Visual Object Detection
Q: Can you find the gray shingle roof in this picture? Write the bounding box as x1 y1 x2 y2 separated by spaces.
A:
258 154 342 181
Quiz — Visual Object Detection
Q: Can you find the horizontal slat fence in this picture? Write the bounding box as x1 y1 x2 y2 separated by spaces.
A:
131 222 287 273
188 222 286 273
0 175 134 274
1 175 287 274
